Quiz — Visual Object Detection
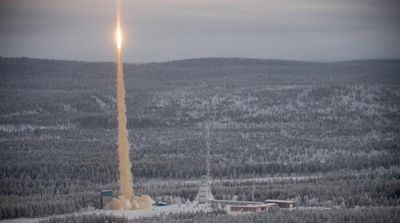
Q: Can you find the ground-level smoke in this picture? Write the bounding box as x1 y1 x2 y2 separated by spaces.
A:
108 0 153 210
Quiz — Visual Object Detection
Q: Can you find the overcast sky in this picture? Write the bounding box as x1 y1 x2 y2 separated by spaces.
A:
0 0 399 63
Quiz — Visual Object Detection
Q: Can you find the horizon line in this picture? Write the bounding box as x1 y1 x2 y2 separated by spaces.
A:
1 55 400 65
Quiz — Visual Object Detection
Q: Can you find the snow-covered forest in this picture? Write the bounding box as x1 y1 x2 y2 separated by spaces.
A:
0 57 399 221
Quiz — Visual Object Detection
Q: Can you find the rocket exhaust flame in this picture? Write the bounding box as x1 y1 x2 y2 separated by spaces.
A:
116 0 123 50
108 0 153 210
116 26 122 50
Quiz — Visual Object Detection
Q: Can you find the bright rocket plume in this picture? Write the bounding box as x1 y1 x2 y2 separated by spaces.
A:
116 26 122 50
109 0 153 210
116 4 122 51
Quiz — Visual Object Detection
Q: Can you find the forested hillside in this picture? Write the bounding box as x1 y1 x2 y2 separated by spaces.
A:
0 57 399 219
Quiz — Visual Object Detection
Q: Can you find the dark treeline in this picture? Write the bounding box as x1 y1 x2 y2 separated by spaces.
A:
39 207 400 223
1 170 399 219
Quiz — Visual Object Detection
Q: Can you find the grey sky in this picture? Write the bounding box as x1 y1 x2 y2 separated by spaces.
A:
0 0 399 63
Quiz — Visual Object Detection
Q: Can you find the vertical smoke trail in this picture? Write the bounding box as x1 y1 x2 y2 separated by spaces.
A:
116 0 133 201
204 121 212 186
200 119 214 203
108 0 154 210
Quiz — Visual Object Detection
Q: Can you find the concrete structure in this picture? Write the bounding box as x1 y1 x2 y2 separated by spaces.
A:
195 175 214 204
100 190 113 208
264 199 295 209
209 199 277 212
230 203 276 212
210 199 264 208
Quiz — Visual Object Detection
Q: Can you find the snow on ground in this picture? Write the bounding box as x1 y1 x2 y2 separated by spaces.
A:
1 218 41 223
0 204 212 223
0 204 334 223
98 204 212 219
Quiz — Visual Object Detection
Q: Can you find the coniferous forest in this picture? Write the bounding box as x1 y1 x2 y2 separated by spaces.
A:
0 57 399 221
